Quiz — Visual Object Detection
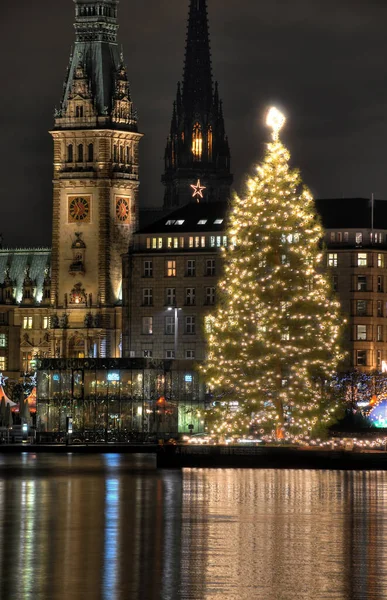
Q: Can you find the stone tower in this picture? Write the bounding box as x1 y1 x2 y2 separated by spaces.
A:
162 0 233 209
50 0 142 358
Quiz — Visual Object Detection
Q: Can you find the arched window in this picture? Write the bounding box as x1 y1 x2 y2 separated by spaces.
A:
126 146 130 164
113 145 118 162
76 106 83 118
192 122 202 161
208 127 213 161
67 144 73 162
88 143 94 162
78 144 84 162
119 146 124 163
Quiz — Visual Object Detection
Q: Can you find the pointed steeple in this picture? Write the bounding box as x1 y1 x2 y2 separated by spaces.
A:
162 0 233 210
55 0 137 131
183 0 213 112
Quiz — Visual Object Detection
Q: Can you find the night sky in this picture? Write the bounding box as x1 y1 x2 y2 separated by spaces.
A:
1 0 387 247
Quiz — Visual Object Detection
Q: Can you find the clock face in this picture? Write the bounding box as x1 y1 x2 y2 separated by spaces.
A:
68 196 91 223
116 197 130 223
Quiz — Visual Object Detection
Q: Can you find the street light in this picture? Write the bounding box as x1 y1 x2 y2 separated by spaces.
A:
167 307 182 359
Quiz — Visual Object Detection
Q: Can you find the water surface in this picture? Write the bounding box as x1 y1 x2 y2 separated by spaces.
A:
0 454 385 599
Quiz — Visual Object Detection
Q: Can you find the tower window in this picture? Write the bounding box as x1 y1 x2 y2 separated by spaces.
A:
88 143 94 162
67 144 73 162
208 126 213 161
113 145 118 162
120 146 124 163
76 106 84 118
77 144 84 162
192 122 203 161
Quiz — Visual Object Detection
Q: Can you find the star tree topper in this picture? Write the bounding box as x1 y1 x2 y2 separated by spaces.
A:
266 106 286 141
190 179 206 202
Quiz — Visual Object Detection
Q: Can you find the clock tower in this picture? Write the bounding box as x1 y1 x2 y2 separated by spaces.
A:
162 0 233 209
50 0 142 358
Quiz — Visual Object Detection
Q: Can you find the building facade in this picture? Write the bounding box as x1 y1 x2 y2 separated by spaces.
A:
123 198 387 373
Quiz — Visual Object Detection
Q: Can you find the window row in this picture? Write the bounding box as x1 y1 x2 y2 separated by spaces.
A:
23 316 49 330
146 236 228 251
332 274 386 293
327 252 386 268
0 356 6 371
354 299 387 317
142 349 196 359
355 324 385 341
0 334 7 348
67 143 94 163
143 259 216 278
357 349 386 368
141 287 216 306
113 144 133 164
330 231 384 244
142 316 197 335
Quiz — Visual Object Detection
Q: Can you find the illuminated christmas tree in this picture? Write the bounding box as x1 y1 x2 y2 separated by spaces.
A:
203 108 346 441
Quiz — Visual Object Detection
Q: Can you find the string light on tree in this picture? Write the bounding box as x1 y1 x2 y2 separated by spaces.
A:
202 106 346 442
190 179 206 201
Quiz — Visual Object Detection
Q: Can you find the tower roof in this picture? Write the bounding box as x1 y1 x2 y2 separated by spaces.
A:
183 0 213 112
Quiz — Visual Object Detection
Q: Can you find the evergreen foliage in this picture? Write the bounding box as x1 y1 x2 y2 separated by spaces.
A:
202 109 346 440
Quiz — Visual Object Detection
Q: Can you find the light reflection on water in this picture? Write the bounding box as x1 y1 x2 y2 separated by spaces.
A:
0 456 387 599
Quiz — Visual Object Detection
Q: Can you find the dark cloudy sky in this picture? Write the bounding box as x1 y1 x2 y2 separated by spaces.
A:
1 0 387 247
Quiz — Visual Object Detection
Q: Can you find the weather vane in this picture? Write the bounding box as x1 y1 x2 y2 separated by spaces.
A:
190 179 206 202
266 107 286 141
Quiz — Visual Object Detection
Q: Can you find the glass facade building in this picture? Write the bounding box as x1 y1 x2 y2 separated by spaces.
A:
36 358 205 441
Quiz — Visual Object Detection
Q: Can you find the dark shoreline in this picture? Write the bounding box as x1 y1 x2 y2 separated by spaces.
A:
2 444 387 470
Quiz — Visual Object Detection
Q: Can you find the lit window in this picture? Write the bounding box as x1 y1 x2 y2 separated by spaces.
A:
327 253 338 267
152 238 157 249
173 238 179 249
192 122 203 160
198 220 207 225
357 276 367 291
378 325 383 342
201 236 206 248
210 236 216 248
195 237 200 248
158 238 163 249
165 316 175 335
175 220 185 226
22 352 32 372
357 350 367 366
356 232 363 245
377 350 382 369
167 238 173 249
208 126 213 161
0 357 6 371
214 219 224 225
189 237 194 248
186 350 195 359
356 325 367 341
23 317 33 329
42 317 49 330
146 238 151 249
179 237 184 248
378 254 384 268
186 260 196 277
185 316 196 334
357 253 367 267
142 317 153 335
166 260 176 277
0 334 6 348
281 328 290 341
223 236 228 247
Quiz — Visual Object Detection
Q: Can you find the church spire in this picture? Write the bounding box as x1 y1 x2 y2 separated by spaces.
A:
162 0 233 210
182 0 213 112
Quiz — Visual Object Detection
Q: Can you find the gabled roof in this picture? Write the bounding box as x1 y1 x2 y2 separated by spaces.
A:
0 249 51 303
